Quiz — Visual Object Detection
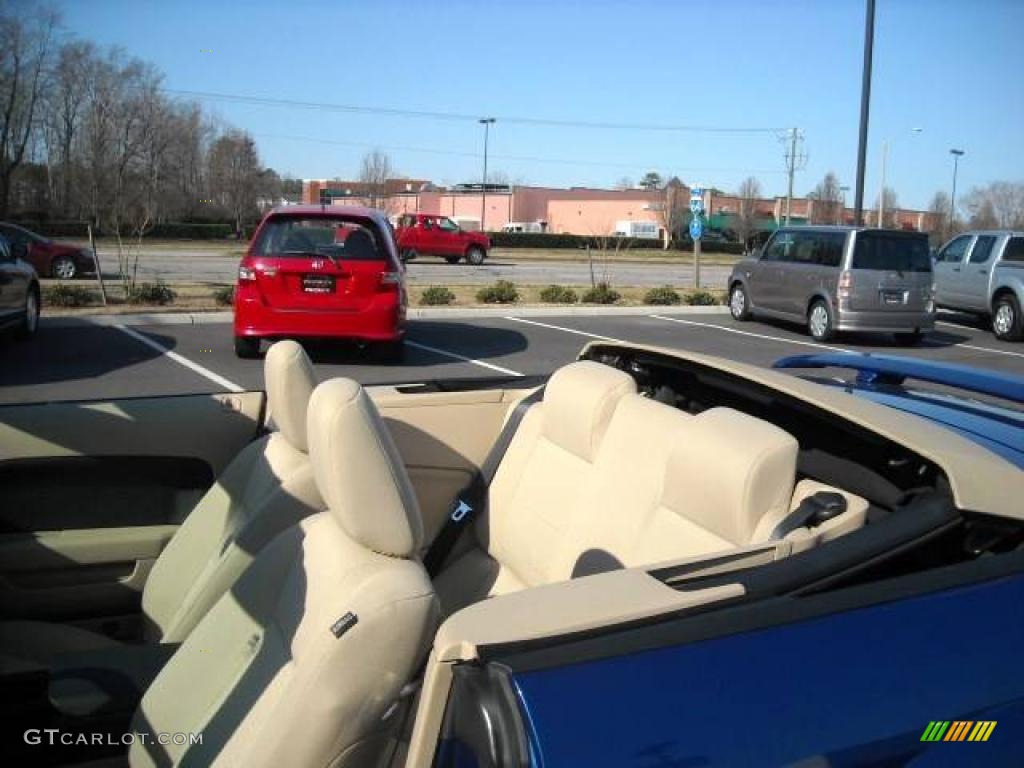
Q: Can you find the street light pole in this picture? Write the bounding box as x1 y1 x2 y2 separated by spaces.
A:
853 0 876 225
878 127 921 228
949 148 964 237
479 118 495 232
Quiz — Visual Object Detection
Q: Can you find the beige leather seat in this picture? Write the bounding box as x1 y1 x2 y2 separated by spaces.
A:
0 340 323 669
130 378 438 768
435 361 868 616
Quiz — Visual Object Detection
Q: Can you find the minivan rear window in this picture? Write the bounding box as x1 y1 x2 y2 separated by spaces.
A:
252 217 385 261
851 231 932 272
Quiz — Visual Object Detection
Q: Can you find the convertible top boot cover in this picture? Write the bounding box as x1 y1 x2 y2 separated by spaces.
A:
129 378 438 768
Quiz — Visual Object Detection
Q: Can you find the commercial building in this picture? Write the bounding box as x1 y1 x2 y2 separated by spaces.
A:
302 179 938 238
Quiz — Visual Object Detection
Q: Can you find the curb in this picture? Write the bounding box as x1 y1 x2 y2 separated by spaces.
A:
41 304 728 329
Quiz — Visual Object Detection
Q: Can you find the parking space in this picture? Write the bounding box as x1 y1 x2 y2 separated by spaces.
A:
1 310 1022 405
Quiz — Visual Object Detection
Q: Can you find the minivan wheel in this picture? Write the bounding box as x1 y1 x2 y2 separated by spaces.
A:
466 246 486 266
16 286 40 340
729 283 751 320
445 256 461 264
894 330 923 346
993 294 1023 341
808 300 835 342
234 336 261 358
52 255 77 280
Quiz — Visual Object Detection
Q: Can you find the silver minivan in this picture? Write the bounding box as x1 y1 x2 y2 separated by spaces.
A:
727 226 935 343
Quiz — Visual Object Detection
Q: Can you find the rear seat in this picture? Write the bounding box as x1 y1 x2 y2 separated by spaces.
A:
434 361 867 616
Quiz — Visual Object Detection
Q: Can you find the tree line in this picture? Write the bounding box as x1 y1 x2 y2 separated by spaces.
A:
0 4 299 236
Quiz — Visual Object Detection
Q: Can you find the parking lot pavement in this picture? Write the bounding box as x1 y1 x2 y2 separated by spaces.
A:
1 311 1022 405
94 248 732 288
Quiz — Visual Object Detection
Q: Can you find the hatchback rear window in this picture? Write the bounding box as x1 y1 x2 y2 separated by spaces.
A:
851 232 932 272
252 217 385 261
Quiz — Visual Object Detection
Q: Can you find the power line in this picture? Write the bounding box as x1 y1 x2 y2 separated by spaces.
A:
253 131 788 176
160 87 786 134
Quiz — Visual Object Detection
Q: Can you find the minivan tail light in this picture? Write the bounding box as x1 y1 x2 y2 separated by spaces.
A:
238 265 256 283
838 270 853 301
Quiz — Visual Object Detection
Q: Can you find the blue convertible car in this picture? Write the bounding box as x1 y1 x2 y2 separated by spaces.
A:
0 342 1020 767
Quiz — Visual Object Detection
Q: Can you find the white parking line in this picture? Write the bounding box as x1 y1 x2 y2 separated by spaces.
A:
503 316 627 343
115 325 244 392
648 315 847 352
957 344 1024 360
405 340 523 376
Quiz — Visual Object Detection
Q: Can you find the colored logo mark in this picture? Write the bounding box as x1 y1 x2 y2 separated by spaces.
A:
920 721 996 742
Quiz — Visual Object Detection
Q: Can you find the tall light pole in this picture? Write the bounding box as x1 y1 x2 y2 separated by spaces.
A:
478 118 495 232
878 127 922 227
839 185 850 225
853 0 876 225
949 148 964 237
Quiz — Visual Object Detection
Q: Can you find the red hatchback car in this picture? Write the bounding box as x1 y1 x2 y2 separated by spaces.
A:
233 206 407 359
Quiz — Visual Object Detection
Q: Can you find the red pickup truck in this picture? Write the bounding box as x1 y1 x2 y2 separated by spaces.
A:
395 213 490 265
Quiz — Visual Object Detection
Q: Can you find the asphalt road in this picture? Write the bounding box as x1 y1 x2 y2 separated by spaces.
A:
91 249 732 288
2 310 1022 405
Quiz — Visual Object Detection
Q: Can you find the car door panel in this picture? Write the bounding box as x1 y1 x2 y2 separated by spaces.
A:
370 386 526 547
963 234 999 312
934 235 973 307
0 391 263 621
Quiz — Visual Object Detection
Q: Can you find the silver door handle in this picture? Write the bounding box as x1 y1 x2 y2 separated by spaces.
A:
979 269 988 274
952 267 961 272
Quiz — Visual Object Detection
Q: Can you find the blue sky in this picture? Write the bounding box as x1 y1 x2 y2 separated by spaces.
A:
56 0 1023 209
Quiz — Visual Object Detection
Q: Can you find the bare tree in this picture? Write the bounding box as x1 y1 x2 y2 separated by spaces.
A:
358 149 392 209
736 176 762 250
808 171 843 225
0 4 58 216
41 40 93 216
208 130 261 236
925 190 951 243
614 176 633 190
964 181 1024 229
874 187 899 227
656 178 687 250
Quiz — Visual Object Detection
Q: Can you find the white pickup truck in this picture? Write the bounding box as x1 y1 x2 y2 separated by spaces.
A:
933 230 1024 341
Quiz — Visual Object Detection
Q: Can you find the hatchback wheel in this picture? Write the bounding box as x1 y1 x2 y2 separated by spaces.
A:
729 283 751 321
16 287 40 340
445 256 461 264
235 336 261 358
401 249 417 263
993 294 1023 341
808 299 835 342
466 246 485 266
374 338 405 363
52 255 77 280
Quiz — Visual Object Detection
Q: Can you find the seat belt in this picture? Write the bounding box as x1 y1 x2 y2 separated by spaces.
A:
423 387 545 577
770 491 847 540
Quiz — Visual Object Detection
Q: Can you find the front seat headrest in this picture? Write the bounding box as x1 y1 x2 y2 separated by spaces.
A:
542 361 637 462
306 379 423 557
264 340 317 453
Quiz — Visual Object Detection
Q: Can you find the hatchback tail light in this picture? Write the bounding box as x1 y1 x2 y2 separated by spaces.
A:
238 265 256 283
380 271 401 286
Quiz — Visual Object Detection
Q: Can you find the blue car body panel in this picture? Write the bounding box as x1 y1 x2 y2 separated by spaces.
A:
511 572 1024 767
773 353 1024 469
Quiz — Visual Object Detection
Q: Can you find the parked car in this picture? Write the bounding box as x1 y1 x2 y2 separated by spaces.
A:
0 222 95 280
232 205 406 359
2 340 1022 766
933 229 1024 341
728 226 935 343
395 213 490 265
0 233 40 339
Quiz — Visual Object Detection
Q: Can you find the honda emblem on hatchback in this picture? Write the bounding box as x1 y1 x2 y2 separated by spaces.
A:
311 259 326 270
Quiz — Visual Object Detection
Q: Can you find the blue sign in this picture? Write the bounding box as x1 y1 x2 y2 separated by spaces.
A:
689 217 704 240
689 198 703 214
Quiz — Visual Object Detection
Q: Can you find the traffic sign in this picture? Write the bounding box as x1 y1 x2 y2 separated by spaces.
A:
689 198 703 214
689 217 704 240
690 186 703 200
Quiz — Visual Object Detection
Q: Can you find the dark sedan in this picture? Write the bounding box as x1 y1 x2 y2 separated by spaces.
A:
0 222 95 280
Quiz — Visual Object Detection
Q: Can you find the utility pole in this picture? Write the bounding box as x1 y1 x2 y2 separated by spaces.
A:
949 148 964 237
853 0 876 225
478 118 495 232
878 139 888 227
783 128 803 225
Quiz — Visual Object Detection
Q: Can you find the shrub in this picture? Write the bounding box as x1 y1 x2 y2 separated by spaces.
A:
419 285 456 306
539 284 578 304
581 282 621 304
146 222 234 239
685 289 722 306
486 231 746 254
213 285 235 306
43 284 94 307
476 280 519 304
643 285 682 305
129 281 177 305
